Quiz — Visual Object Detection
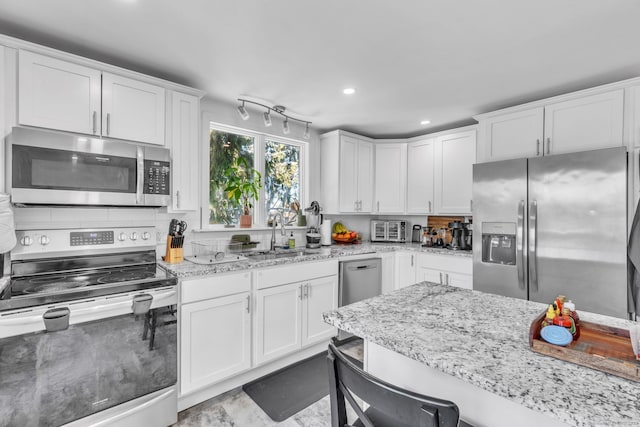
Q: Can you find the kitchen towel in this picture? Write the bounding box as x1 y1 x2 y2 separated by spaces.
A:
0 194 16 254
627 200 640 318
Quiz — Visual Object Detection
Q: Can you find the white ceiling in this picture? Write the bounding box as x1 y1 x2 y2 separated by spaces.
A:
1 0 640 138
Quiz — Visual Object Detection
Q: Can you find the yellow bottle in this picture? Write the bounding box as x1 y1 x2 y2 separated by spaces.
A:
541 304 556 329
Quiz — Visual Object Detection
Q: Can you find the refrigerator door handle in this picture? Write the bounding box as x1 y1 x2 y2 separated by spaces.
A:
516 200 526 290
529 200 538 293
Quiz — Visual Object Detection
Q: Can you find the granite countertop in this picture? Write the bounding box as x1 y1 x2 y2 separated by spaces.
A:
159 243 472 278
323 282 639 427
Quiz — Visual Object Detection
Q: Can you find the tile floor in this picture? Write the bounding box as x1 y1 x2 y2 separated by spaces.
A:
174 339 363 427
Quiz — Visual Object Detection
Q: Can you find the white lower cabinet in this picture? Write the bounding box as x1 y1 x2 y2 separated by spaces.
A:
301 276 339 346
395 251 416 289
254 282 302 365
417 253 472 290
180 272 252 395
254 260 338 366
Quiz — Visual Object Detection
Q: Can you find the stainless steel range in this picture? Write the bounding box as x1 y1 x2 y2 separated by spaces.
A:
0 227 178 427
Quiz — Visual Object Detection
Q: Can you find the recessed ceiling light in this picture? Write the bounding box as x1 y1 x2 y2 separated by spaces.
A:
420 120 431 125
343 88 356 95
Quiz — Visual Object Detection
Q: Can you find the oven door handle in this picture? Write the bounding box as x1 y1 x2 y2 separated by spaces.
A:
0 290 176 338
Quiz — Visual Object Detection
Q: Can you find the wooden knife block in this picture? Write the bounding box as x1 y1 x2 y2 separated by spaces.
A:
163 236 184 264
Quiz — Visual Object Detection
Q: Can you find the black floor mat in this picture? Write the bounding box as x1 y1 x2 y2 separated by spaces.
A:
243 352 330 422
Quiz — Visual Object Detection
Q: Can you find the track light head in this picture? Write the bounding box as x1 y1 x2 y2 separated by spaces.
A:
303 123 310 139
237 101 250 120
282 118 290 134
263 110 272 127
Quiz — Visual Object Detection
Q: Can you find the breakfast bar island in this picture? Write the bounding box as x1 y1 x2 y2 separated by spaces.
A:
323 282 640 427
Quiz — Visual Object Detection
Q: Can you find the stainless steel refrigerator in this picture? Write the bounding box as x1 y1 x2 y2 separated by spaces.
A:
472 147 629 318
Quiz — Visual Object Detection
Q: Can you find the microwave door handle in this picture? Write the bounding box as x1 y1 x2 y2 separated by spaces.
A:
136 147 144 204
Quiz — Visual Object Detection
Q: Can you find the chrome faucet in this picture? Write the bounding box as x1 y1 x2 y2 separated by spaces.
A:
270 212 286 251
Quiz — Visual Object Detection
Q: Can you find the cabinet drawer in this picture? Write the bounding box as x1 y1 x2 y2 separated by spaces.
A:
256 260 338 289
417 254 472 275
182 271 251 304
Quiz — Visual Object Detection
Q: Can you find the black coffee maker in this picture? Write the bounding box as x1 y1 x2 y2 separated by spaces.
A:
448 221 470 250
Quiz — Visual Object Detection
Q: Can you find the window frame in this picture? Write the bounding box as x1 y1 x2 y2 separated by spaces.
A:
201 118 309 230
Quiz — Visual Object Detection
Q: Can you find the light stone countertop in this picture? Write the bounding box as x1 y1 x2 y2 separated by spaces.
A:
158 242 471 278
323 282 640 427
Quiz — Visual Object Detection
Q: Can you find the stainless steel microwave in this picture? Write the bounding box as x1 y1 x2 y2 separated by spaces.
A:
370 220 408 242
6 127 170 207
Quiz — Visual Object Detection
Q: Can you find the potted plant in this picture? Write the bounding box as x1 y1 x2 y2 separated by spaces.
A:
224 157 263 228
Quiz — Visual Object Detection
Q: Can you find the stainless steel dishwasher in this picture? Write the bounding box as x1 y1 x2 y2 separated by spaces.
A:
337 258 382 342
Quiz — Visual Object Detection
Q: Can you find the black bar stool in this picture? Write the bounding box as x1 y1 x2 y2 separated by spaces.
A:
327 343 473 427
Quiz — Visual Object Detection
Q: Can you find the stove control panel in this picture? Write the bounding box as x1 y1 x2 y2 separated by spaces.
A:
70 231 114 246
12 227 158 258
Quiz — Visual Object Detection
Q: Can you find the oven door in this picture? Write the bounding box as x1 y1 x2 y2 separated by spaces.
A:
0 287 177 427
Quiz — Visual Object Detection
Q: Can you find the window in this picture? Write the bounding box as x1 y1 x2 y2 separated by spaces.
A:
206 123 307 228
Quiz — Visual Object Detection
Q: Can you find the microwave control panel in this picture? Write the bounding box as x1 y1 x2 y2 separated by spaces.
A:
144 160 170 195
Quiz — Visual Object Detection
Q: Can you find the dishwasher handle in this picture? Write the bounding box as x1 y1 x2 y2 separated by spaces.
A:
348 264 379 271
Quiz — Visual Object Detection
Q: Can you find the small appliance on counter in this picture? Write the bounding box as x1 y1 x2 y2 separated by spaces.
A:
448 221 471 251
304 201 323 249
370 219 408 242
411 224 422 243
163 219 186 263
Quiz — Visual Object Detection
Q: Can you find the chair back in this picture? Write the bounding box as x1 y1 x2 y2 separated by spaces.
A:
327 343 461 427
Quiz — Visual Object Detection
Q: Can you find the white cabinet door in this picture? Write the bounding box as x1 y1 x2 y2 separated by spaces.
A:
339 135 359 212
102 72 165 145
544 90 624 155
374 143 407 214
434 130 476 214
379 252 396 294
18 50 101 135
168 91 199 211
395 252 416 289
180 292 251 395
418 267 443 284
406 139 435 214
483 108 544 161
254 282 302 365
302 275 338 346
357 140 374 213
630 85 640 148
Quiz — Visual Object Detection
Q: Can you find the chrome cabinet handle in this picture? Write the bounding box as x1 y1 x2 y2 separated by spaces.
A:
439 272 443 284
516 200 526 290
546 137 550 154
411 255 414 267
445 273 449 286
428 201 431 213
305 284 310 298
299 285 303 300
529 200 538 293
92 111 97 134
106 113 111 135
354 201 358 211
176 191 181 209
246 295 251 313
377 201 380 212
536 139 540 156
470 200 473 212
359 200 362 211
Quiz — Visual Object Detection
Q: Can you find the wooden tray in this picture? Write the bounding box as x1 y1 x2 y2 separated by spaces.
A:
529 311 640 382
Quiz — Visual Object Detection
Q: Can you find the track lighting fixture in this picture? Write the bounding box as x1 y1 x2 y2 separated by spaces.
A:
263 110 272 127
237 101 250 120
237 98 311 137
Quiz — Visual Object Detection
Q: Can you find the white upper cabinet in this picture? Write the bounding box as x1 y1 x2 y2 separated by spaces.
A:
434 129 476 215
481 108 544 161
406 138 435 214
167 91 200 211
18 50 166 145
477 89 624 163
543 90 623 155
19 50 102 135
321 131 374 214
102 73 165 145
374 143 407 214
